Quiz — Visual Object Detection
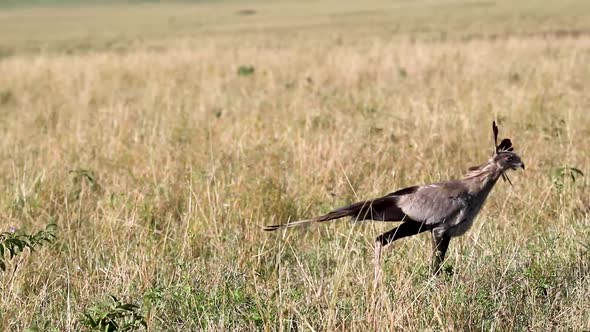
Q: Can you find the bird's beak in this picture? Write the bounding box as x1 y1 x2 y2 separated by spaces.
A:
520 162 525 170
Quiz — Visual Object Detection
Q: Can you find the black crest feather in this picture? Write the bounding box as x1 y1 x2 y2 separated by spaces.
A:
497 138 514 152
493 121 499 148
492 121 514 153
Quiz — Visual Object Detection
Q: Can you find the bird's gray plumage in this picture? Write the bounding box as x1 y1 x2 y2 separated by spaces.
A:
263 121 524 277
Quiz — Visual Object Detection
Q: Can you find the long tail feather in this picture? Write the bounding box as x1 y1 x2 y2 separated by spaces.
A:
262 201 369 231
262 219 318 231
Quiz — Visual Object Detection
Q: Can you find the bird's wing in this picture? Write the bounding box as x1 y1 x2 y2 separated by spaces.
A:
396 181 467 226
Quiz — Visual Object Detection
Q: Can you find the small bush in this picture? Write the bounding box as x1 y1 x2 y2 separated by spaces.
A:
237 65 255 76
81 295 146 332
0 224 56 272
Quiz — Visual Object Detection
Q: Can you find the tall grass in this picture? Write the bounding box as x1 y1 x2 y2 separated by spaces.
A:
1 0 590 330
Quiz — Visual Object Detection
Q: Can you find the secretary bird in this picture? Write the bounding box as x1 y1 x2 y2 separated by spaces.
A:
263 121 524 277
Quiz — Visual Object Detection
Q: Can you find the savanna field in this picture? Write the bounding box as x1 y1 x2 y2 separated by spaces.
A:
1 0 590 330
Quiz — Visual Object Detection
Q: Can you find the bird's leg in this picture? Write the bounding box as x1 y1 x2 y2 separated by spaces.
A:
374 222 427 288
431 232 451 275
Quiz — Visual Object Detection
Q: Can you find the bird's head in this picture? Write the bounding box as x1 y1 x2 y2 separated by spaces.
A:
493 151 525 172
491 121 524 184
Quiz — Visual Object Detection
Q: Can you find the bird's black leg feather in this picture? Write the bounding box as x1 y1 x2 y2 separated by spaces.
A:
376 222 428 246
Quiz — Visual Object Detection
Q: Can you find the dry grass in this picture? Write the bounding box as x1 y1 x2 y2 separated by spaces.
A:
1 0 590 331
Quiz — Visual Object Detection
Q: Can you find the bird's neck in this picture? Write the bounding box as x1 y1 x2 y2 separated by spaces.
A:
462 161 503 196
